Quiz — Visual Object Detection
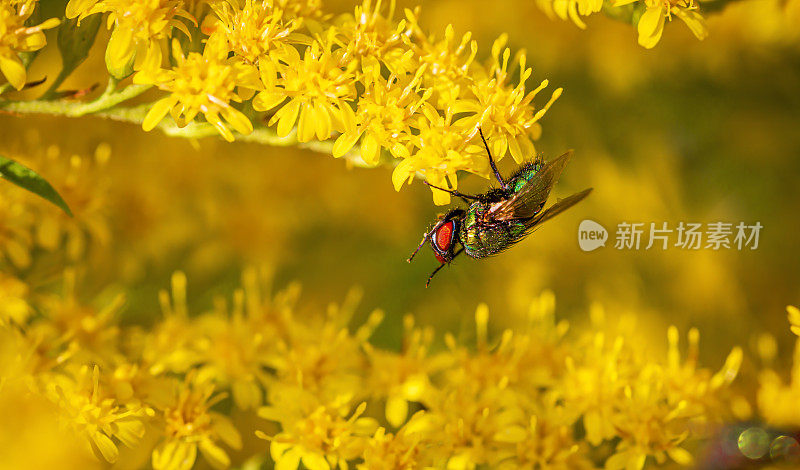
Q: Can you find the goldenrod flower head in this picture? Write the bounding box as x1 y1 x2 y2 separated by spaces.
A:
259 36 359 143
66 0 195 74
139 35 259 141
334 0 408 67
358 412 434 470
258 387 379 470
0 0 59 90
364 315 444 428
153 374 242 470
207 0 304 64
47 365 148 463
35 269 124 364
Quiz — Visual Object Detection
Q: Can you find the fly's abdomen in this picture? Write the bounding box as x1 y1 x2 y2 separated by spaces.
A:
460 203 527 258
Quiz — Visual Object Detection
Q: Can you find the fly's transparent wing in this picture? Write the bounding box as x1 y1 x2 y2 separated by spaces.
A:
488 151 573 221
528 188 593 227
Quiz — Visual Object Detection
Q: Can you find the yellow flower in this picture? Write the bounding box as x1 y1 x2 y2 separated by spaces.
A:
191 298 274 410
152 374 242 470
358 412 436 470
139 35 259 142
257 34 358 143
257 386 379 470
34 269 124 365
139 271 202 375
0 0 59 90
633 0 708 49
391 110 478 205
46 365 149 464
364 315 447 428
66 0 195 74
207 0 305 65
333 61 433 165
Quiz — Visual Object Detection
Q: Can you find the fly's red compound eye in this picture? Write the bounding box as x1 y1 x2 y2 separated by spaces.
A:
435 221 454 252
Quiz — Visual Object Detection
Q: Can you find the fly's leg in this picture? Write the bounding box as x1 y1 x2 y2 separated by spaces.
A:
407 230 433 263
423 181 480 201
479 128 509 191
426 248 464 287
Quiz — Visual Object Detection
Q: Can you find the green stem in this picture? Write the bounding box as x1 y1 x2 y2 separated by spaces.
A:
0 84 151 117
92 105 368 166
0 87 370 167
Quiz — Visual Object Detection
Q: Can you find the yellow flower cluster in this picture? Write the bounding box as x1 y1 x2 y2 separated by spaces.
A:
536 0 707 48
64 0 561 204
0 0 59 90
0 265 745 469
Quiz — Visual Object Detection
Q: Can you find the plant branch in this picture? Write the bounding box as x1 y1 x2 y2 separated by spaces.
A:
0 84 151 117
1 93 370 168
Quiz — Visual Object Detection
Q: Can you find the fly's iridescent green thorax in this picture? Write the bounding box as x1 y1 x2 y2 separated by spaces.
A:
406 129 592 287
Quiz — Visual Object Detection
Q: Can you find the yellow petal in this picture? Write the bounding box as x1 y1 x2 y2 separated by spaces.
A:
106 26 136 73
637 6 666 49
275 448 301 470
0 56 27 90
199 439 230 470
333 131 361 158
66 0 97 18
143 97 177 131
385 395 408 428
314 101 332 141
275 99 300 137
221 106 253 136
297 102 315 142
212 414 243 449
253 90 286 112
92 432 119 463
301 452 330 470
667 447 694 466
392 159 415 191
360 133 380 165
673 7 708 41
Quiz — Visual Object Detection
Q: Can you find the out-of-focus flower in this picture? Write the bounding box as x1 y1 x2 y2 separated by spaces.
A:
46 365 149 464
152 374 242 470
257 386 379 470
757 311 800 428
66 0 195 74
138 35 260 141
0 0 59 90
537 0 708 48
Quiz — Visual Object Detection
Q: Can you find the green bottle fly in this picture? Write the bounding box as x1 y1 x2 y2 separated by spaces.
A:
408 129 592 287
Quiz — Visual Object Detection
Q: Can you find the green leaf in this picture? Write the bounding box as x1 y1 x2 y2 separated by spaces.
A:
57 14 103 79
0 155 73 217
